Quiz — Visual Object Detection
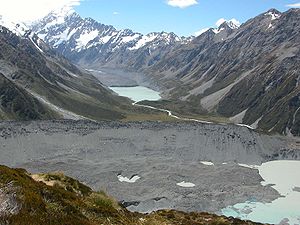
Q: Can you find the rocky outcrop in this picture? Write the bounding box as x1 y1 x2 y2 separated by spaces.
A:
0 182 20 217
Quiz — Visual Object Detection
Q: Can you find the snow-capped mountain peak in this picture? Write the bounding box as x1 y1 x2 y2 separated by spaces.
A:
31 9 190 59
31 6 79 32
226 19 241 29
0 15 28 36
53 5 75 18
218 19 240 30
211 19 240 35
37 5 76 24
264 10 281 20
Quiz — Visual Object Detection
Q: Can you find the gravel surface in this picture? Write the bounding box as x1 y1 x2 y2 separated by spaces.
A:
0 120 299 213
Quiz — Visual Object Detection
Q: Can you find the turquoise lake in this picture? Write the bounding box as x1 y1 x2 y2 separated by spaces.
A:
222 160 300 224
109 86 161 102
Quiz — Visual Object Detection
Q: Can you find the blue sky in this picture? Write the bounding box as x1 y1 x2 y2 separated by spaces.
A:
74 0 300 36
1 0 299 36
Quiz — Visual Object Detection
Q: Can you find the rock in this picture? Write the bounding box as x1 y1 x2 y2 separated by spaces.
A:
293 187 300 192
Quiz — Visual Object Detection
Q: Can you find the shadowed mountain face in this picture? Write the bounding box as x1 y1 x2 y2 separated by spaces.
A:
0 24 134 121
0 73 58 120
33 8 300 135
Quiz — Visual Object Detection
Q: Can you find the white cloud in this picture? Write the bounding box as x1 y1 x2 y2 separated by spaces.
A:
195 28 209 36
286 2 300 8
0 0 82 22
113 12 120 15
166 0 198 8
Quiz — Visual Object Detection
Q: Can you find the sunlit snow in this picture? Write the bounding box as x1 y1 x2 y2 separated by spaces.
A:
76 30 99 49
200 161 214 166
176 181 196 188
265 12 281 20
117 175 141 183
0 15 27 36
129 33 158 50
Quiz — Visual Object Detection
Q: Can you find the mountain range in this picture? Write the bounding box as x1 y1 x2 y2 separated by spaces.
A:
30 7 194 70
0 7 299 224
0 7 299 136
30 7 300 136
144 8 300 136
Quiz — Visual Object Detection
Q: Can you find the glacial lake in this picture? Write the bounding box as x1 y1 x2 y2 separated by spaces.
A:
109 86 161 102
222 160 300 224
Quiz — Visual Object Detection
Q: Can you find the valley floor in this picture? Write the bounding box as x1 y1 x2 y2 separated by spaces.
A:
0 120 299 218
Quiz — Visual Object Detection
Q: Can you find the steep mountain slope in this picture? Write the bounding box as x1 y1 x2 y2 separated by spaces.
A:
0 165 262 225
0 73 58 120
146 9 300 135
0 22 135 121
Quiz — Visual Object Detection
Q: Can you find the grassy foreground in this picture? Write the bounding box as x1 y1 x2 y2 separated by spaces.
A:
0 165 262 225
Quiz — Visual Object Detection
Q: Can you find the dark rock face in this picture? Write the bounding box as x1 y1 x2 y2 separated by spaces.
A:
0 182 20 217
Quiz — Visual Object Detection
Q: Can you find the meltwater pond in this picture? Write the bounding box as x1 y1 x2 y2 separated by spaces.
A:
110 86 161 102
222 160 300 224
